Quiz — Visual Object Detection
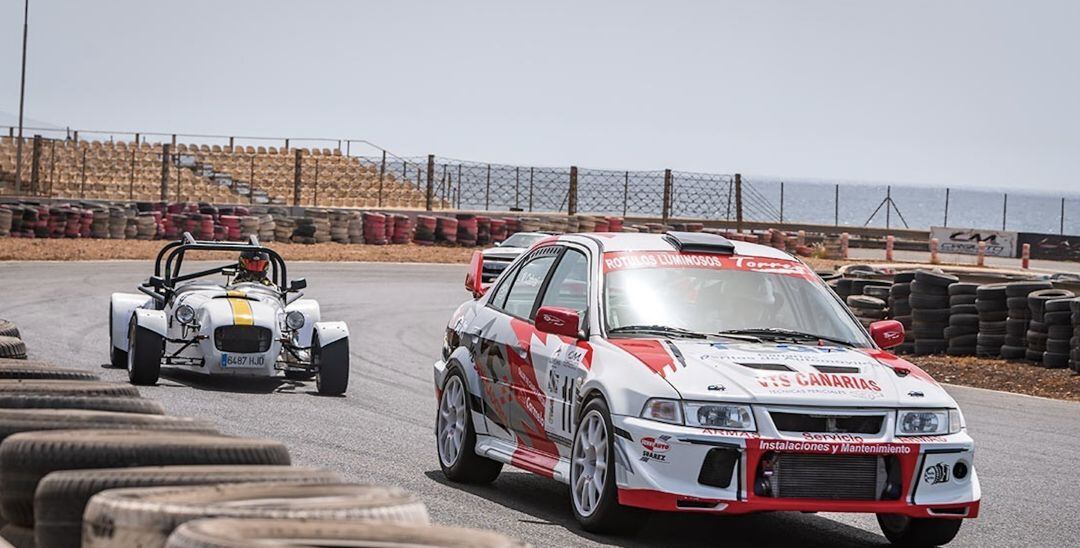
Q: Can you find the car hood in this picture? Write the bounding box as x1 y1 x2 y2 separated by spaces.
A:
629 340 954 408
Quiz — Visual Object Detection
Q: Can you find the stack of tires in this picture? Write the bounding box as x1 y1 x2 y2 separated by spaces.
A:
847 295 887 328
1042 297 1074 369
0 320 26 361
89 208 109 239
1071 301 1080 372
290 218 316 244
910 270 957 355
257 214 275 242
1025 289 1075 365
391 214 412 244
1000 282 1052 360
414 216 436 246
329 211 351 244
436 217 458 244
311 211 332 244
944 283 979 356
274 217 296 242
489 218 507 243
346 213 364 244
456 215 478 247
975 284 1008 357
889 272 916 354
362 213 387 245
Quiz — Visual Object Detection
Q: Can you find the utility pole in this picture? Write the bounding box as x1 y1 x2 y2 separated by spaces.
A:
14 0 30 192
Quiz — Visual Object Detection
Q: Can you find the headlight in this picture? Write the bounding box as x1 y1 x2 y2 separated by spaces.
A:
640 398 682 425
683 402 756 431
285 311 305 330
896 409 961 436
175 304 195 324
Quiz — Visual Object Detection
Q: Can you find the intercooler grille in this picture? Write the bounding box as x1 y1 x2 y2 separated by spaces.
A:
214 325 272 353
773 454 883 500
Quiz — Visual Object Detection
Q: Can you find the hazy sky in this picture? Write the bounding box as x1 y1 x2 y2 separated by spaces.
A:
1 1 1077 191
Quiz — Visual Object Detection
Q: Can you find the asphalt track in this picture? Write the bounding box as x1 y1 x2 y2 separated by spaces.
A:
0 260 1076 547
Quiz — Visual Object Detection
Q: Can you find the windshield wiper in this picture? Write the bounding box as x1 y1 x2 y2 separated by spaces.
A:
715 328 857 347
608 325 707 339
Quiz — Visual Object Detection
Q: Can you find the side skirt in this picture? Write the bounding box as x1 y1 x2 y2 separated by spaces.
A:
475 434 571 485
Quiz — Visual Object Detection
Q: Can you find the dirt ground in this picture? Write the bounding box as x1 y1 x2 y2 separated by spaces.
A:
911 354 1079 402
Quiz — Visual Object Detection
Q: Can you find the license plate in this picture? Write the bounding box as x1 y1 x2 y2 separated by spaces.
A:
220 354 266 369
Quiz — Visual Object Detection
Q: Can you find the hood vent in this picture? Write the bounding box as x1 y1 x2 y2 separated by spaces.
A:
736 362 793 372
813 365 860 374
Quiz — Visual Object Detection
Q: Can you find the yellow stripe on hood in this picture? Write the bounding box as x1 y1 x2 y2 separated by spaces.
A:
227 297 255 326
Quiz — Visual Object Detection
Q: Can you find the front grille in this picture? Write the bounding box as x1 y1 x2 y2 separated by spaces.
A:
214 325 272 353
770 412 884 434
768 453 884 500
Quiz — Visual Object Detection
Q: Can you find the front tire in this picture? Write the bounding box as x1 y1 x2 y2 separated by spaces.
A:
127 319 162 386
570 397 638 534
877 514 963 547
436 370 501 484
109 303 128 369
313 332 348 396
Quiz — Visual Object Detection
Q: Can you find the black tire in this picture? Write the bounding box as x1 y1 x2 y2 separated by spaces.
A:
977 310 1009 322
570 397 640 534
913 339 947 355
890 283 912 297
1048 325 1073 340
975 284 1008 300
914 270 959 288
314 332 349 396
1006 297 1031 311
0 337 26 360
909 294 949 310
0 364 98 381
893 272 917 283
947 283 979 296
909 281 949 297
892 302 913 316
949 304 977 316
877 514 962 547
1043 311 1072 325
864 285 892 300
0 430 290 526
945 346 975 357
0 523 32 548
1043 352 1070 369
974 300 1007 313
35 466 343 548
127 319 162 386
109 302 128 369
0 320 19 340
912 308 950 323
1046 298 1076 313
436 369 502 484
0 380 139 398
0 409 215 448
164 519 526 548
84 483 429 548
945 334 977 347
1000 345 1027 360
1046 339 1072 354
948 314 979 328
847 295 886 309
1005 281 1053 298
0 394 164 414
948 294 976 306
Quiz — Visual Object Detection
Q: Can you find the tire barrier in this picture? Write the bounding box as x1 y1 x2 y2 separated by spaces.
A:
436 217 458 244
35 465 342 548
164 519 528 548
1042 297 1075 368
1024 289 1075 365
0 338 26 361
476 216 491 246
414 215 436 246
0 430 292 526
975 284 1008 357
1000 282 1053 360
456 214 478 247
889 272 915 354
1071 300 1080 372
0 321 18 340
0 362 98 381
361 212 387 245
846 295 887 328
391 215 412 245
910 270 957 356
82 483 430 548
945 283 979 356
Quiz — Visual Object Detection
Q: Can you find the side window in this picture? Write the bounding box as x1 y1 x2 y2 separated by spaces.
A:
487 266 515 310
537 249 589 323
501 254 558 318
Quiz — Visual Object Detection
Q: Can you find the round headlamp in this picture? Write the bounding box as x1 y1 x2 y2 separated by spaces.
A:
285 310 305 330
175 304 196 324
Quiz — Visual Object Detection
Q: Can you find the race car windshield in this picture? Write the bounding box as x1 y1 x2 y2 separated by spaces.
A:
603 254 870 347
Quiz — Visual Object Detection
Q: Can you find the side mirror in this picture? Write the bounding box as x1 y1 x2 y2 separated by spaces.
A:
869 320 905 349
289 278 307 292
536 306 581 339
465 251 487 299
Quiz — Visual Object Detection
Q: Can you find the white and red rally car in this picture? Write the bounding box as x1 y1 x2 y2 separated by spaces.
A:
434 231 979 545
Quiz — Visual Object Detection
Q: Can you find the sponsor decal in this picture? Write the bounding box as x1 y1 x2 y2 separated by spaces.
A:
602 252 813 280
540 312 566 327
702 428 760 439
640 435 672 463
756 373 881 392
801 432 865 443
924 462 950 484
756 439 913 455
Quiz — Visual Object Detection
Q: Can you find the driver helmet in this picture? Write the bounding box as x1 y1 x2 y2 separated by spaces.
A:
239 249 270 277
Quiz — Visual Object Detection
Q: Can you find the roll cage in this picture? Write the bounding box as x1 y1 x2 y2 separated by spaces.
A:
141 232 303 303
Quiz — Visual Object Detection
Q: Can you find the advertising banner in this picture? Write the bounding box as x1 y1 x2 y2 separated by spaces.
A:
930 227 1017 257
1016 233 1080 262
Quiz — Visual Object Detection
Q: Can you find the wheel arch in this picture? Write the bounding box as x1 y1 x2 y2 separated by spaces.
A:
111 293 153 351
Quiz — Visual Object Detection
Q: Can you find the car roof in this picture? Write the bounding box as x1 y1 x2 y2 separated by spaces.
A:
553 232 797 260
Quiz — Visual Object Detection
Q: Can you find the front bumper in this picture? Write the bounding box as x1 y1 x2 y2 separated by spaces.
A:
611 414 981 519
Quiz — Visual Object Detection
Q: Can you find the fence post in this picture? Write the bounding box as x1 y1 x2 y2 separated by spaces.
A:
735 173 743 233
228 136 234 151
976 241 986 267
249 154 255 205
160 143 170 202
292 149 303 206
834 184 839 226
662 169 673 222
623 171 629 217
128 145 136 200
29 134 42 194
885 185 891 229
779 181 784 223
1021 243 1031 269
514 167 520 210
80 148 87 199
484 163 491 210
1002 193 1008 230
1060 197 1065 235
378 150 386 208
457 167 463 209
568 166 578 216
426 155 436 211
313 157 319 207
943 188 950 227
528 167 534 212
